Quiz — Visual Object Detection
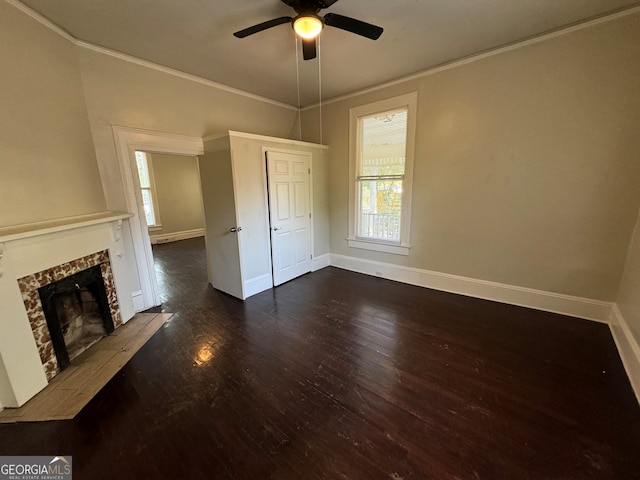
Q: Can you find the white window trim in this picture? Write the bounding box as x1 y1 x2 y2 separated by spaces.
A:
348 92 418 256
136 151 162 230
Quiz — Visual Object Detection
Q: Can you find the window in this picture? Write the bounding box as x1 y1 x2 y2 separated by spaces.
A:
348 92 417 255
134 151 161 229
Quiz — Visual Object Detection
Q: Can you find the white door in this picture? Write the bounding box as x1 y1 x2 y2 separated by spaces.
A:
267 151 312 286
198 151 245 299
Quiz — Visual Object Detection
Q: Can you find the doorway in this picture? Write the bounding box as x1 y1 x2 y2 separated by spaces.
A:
112 126 204 312
133 150 206 305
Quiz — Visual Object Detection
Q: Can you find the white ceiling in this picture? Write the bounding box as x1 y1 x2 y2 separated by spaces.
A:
17 0 640 106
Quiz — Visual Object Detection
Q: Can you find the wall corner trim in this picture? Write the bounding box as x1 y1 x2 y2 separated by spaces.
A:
609 305 640 405
329 254 613 323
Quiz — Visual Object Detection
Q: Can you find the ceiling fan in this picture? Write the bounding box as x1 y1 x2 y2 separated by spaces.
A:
233 0 383 60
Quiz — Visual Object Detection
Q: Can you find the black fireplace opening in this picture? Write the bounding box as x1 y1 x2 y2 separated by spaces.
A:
38 265 115 371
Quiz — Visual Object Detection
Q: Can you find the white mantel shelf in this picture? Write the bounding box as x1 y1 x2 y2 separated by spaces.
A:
0 211 132 243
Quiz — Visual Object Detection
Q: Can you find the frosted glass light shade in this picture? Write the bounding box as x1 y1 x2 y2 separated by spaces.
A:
293 16 323 39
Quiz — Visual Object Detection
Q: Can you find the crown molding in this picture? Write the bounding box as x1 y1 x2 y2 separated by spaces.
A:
302 4 640 110
6 0 297 111
5 0 75 42
75 40 297 111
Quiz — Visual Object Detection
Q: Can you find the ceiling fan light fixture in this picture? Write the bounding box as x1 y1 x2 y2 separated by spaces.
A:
293 15 323 39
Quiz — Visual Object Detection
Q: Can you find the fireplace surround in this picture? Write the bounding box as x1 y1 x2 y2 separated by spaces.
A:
18 250 122 381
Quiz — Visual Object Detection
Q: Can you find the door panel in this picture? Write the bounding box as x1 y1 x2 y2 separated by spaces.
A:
294 228 308 264
267 151 312 286
276 231 293 270
276 183 290 220
294 183 306 217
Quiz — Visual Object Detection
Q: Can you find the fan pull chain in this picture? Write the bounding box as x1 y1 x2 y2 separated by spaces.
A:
317 35 323 146
317 35 326 173
294 34 302 141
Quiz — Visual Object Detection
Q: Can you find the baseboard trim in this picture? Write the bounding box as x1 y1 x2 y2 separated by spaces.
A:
609 305 640 404
312 254 331 272
244 273 273 299
330 254 613 323
150 228 205 245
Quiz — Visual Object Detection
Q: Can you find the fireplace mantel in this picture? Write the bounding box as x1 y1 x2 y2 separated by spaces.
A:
0 211 132 244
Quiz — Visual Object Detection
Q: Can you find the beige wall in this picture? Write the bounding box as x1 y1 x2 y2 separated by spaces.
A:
75 48 298 213
617 209 640 343
0 2 105 227
148 153 204 235
302 13 640 301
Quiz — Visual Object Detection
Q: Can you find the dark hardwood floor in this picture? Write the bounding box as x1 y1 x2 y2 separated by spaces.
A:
1 237 639 479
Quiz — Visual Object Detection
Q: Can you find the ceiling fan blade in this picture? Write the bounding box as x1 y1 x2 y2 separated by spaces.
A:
323 13 383 40
302 38 317 60
233 16 292 38
281 0 340 9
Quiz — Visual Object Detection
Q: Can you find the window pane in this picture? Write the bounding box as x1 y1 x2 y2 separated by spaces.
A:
357 179 402 241
141 189 156 226
360 109 407 177
135 152 151 188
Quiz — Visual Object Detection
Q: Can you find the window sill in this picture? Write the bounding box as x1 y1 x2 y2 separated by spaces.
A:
347 238 410 256
148 225 163 232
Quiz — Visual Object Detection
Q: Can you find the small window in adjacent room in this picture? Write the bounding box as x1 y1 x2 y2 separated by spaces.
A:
348 92 417 255
134 151 161 229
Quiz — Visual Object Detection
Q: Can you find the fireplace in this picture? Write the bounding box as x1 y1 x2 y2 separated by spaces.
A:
17 250 123 381
37 265 115 371
0 212 132 408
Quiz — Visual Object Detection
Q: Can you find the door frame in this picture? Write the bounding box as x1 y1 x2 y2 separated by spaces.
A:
263 147 315 285
113 126 204 310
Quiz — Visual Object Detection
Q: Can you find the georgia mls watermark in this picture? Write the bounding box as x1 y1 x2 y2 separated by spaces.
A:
0 456 72 480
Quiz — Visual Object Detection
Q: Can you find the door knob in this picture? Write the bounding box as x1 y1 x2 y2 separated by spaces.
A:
230 227 242 233
272 227 281 231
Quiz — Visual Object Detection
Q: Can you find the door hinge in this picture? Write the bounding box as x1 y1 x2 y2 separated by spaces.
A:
308 168 310 174
309 213 311 218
